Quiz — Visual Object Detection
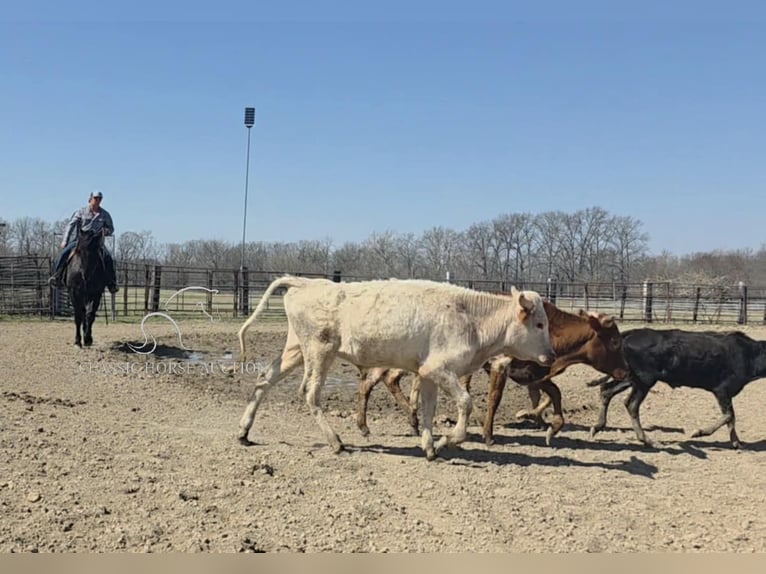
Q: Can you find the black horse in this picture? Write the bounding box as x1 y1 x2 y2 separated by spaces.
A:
64 229 108 347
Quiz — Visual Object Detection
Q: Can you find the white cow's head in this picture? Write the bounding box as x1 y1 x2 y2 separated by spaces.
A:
506 287 556 366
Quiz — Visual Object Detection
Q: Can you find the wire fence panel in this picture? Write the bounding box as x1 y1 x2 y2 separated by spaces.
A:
0 256 52 316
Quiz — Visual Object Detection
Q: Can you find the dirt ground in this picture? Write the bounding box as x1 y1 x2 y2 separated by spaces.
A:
2 316 766 553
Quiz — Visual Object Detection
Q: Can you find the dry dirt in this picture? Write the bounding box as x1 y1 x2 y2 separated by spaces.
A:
2 317 766 553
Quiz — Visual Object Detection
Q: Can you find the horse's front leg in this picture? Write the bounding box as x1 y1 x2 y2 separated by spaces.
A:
74 305 84 347
84 295 103 347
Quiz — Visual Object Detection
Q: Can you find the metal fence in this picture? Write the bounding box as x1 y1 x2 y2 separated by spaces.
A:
1 256 764 325
0 256 52 316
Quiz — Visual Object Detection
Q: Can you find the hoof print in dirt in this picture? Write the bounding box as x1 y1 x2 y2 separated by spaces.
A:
252 462 275 476
179 491 200 502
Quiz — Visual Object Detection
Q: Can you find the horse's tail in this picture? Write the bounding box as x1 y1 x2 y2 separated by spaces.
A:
237 275 314 359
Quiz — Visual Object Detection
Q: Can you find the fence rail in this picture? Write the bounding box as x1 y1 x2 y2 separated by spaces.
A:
1 256 764 325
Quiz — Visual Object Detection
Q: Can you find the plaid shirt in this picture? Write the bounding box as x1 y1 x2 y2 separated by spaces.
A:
62 206 115 245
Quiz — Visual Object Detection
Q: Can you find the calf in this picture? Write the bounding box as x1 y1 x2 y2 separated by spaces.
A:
237 276 555 460
356 367 419 437
357 301 629 445
588 328 766 448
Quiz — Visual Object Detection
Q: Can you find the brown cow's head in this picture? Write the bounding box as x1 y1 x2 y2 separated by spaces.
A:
578 310 629 380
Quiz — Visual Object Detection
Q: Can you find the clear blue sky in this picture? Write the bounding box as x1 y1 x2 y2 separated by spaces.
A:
1 1 764 255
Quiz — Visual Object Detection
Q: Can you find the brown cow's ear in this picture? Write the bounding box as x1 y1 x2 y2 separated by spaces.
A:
586 313 603 332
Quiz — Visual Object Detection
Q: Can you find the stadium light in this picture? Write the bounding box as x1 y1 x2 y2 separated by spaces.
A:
241 107 255 272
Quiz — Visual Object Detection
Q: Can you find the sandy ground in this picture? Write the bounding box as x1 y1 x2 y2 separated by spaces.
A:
2 317 766 553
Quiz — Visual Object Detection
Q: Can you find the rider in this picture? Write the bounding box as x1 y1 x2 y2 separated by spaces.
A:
48 190 119 294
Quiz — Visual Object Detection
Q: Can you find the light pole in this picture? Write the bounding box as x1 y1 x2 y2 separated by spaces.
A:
241 107 255 272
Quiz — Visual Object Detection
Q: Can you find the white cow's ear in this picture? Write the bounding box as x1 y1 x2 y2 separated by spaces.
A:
510 285 519 297
518 292 535 313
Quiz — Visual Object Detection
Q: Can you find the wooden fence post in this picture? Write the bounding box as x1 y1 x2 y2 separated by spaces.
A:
738 281 748 325
643 280 653 323
241 266 249 316
122 262 128 316
583 283 590 311
207 270 214 314
143 264 151 313
619 284 627 320
151 265 162 312
233 269 239 318
547 278 558 304
692 287 702 323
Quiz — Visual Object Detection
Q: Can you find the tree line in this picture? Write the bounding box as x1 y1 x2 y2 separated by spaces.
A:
2 207 766 286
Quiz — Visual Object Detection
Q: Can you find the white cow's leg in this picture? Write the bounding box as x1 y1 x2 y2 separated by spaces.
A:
432 370 472 454
304 342 343 453
407 376 422 435
417 377 438 460
238 343 303 444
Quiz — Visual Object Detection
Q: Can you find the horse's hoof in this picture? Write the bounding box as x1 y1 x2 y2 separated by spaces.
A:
238 436 255 447
332 442 345 455
425 449 437 461
358 426 370 438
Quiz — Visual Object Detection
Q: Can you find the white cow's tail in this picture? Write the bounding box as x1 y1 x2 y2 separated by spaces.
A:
237 275 310 359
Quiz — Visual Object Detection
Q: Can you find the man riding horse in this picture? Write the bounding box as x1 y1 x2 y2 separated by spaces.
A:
48 190 119 294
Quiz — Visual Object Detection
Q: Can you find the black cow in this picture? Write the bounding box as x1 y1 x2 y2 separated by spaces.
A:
588 328 766 448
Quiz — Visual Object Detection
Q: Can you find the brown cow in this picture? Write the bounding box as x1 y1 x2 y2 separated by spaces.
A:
356 301 629 445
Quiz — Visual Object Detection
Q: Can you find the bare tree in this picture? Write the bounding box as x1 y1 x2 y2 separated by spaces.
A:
194 239 236 269
420 226 460 280
394 232 423 279
463 221 496 279
9 217 56 258
364 231 399 277
332 242 367 278
244 241 270 272
606 215 649 282
116 230 159 263
164 242 196 267
294 239 334 274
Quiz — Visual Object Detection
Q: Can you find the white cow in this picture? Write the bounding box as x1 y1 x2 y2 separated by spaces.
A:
237 276 555 460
